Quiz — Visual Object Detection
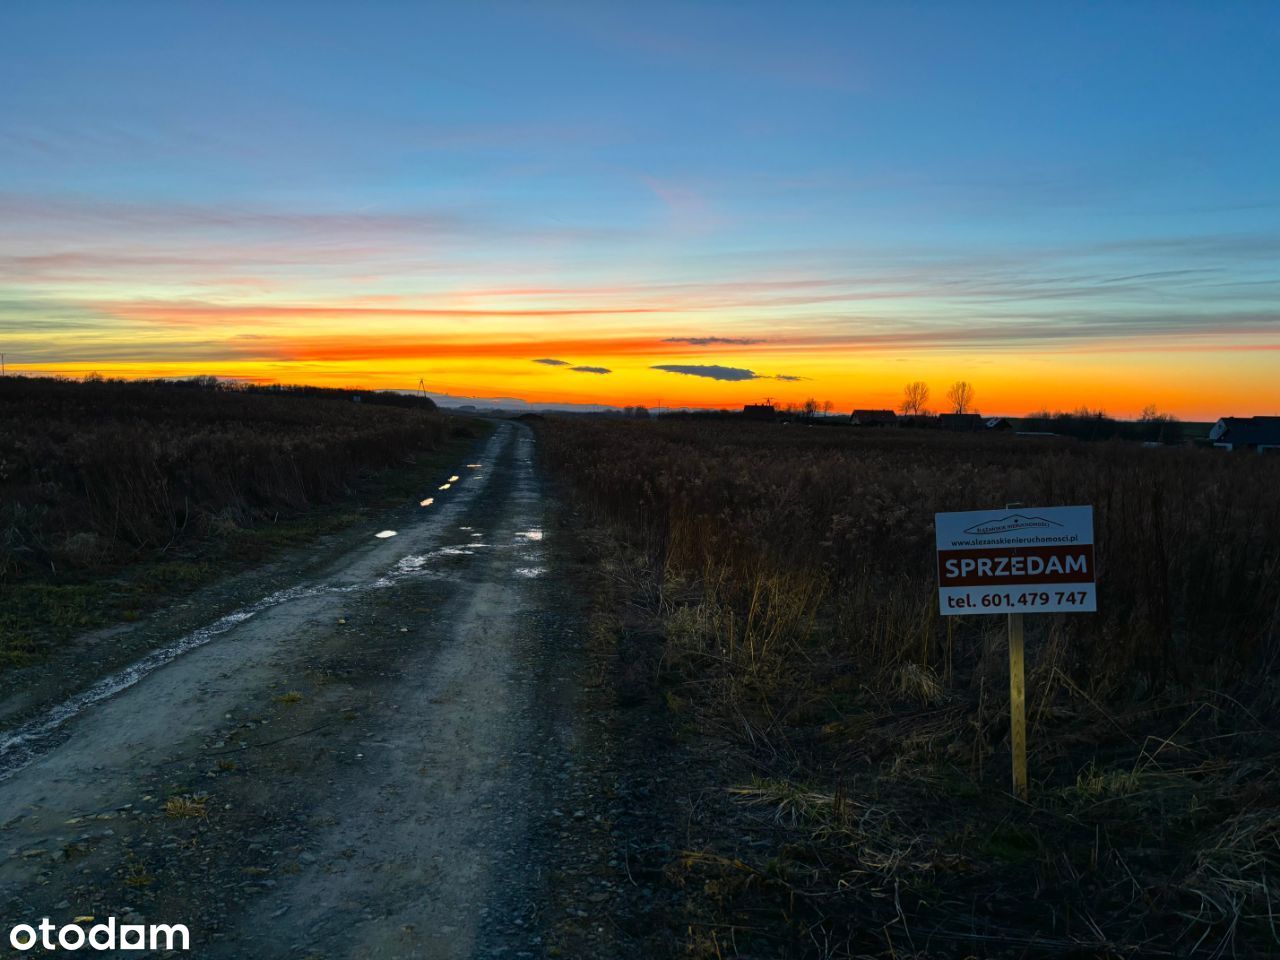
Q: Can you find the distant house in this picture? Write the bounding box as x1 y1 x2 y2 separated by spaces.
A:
939 413 983 431
985 417 1014 431
1209 416 1280 452
742 403 776 421
850 409 897 426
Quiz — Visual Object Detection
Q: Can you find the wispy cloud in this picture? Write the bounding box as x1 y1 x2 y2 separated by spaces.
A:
571 365 612 374
663 336 765 346
91 300 662 328
533 358 571 366
640 176 720 233
0 192 627 244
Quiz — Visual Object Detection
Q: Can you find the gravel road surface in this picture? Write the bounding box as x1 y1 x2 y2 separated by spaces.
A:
0 421 598 958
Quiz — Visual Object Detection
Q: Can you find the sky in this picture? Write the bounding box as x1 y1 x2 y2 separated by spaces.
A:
2 2 1278 419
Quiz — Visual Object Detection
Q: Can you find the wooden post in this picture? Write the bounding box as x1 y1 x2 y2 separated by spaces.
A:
1008 610 1028 800
1004 500 1028 801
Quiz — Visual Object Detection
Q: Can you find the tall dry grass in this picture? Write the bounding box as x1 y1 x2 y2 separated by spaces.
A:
545 418 1280 697
542 417 1280 956
0 376 448 578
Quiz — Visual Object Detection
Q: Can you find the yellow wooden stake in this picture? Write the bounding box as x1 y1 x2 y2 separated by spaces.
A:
1008 610 1028 800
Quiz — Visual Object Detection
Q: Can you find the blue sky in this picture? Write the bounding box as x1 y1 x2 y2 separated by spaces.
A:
2 2 1278 415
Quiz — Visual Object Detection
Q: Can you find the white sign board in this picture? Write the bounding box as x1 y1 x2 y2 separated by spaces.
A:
935 506 1096 615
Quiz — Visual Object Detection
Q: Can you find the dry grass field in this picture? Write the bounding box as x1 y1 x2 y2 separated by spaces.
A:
541 416 1280 958
0 376 452 666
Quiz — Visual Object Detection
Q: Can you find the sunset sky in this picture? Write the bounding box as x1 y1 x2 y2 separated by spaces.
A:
2 2 1278 419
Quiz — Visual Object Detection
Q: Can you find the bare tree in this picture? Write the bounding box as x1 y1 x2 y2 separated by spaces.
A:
801 397 820 419
821 400 833 417
946 381 975 414
901 381 930 415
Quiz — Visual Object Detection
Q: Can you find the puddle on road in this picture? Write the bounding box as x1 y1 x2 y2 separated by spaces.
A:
439 483 452 490
514 566 546 578
392 555 430 574
419 498 434 507
389 552 469 576
375 530 398 539
515 529 544 542
447 475 460 482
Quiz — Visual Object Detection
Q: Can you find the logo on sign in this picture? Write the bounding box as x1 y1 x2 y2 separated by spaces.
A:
963 514 1064 536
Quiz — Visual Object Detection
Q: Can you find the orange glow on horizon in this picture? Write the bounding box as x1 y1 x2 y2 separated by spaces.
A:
9 339 1279 423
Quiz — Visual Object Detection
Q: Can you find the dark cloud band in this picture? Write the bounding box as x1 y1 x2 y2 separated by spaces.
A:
650 364 807 382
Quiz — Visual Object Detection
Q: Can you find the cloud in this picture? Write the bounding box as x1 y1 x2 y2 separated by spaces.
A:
535 358 611 373
652 364 758 381
663 336 765 346
93 300 660 328
640 176 720 233
651 364 810 382
0 192 629 244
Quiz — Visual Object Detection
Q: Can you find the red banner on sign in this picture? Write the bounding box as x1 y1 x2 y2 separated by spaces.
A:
937 544 1095 587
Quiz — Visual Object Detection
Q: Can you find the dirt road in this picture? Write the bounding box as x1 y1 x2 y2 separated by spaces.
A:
0 421 597 958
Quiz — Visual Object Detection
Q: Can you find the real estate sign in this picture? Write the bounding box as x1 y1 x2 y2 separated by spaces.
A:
935 506 1096 615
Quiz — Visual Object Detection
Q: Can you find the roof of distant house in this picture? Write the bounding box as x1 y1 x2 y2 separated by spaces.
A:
1211 416 1280 446
851 408 896 419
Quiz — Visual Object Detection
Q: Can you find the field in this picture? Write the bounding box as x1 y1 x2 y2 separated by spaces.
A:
539 417 1280 958
0 376 454 666
4 382 1278 957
